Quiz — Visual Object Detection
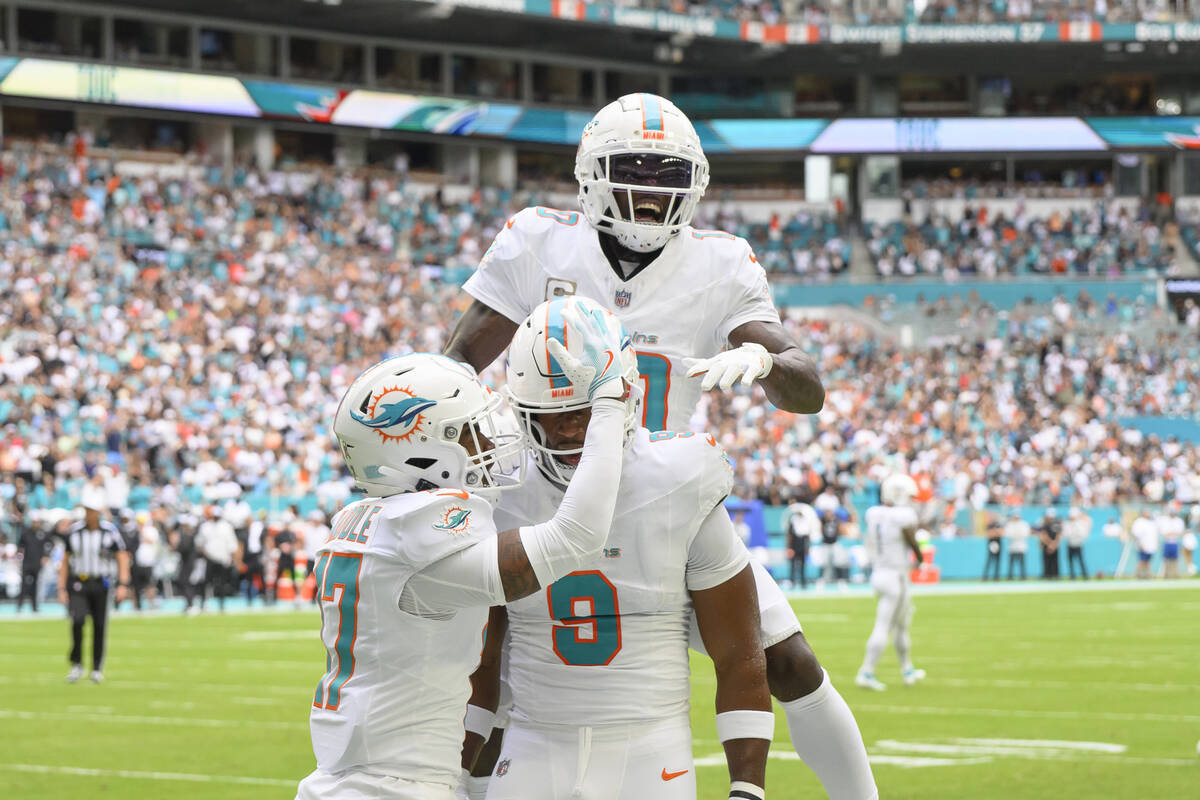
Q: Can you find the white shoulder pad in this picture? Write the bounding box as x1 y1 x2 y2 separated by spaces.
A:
376 490 498 570
623 429 734 515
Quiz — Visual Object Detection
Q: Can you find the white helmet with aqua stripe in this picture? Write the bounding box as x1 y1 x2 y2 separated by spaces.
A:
575 93 710 253
506 295 642 487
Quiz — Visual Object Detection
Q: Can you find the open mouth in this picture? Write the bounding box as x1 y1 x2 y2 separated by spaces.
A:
631 194 667 224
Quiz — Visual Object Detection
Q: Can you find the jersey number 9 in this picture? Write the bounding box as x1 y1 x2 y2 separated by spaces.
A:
547 571 622 666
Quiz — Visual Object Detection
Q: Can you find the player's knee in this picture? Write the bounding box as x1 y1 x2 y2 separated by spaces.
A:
765 633 824 701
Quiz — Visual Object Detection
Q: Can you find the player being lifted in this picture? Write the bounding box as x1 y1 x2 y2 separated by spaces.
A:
445 93 876 799
855 473 927 692
297 304 630 800
466 296 773 800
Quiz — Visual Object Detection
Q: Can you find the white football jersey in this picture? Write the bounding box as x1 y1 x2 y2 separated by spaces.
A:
308 489 495 783
865 505 918 572
493 429 747 726
464 206 779 431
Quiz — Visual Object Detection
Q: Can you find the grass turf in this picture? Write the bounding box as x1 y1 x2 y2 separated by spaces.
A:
1 584 1197 799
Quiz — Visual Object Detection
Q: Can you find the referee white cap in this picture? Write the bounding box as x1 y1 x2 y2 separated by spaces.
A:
80 486 107 512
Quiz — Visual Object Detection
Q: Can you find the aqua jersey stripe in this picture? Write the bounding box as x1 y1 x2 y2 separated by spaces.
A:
641 94 663 131
546 296 570 389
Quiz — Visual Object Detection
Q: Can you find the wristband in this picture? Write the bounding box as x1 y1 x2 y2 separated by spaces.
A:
715 709 775 743
463 704 495 738
729 781 765 800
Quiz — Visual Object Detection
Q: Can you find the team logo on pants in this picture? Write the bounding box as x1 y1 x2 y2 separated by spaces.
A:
495 758 511 777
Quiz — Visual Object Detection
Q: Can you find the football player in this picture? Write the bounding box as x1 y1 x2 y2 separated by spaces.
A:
855 473 926 692
297 320 630 800
468 296 772 800
445 93 875 799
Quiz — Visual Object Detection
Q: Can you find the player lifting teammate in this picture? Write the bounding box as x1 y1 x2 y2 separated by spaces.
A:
465 296 773 800
445 93 876 800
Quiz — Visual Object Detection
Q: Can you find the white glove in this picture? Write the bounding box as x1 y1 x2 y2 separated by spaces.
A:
547 305 625 401
684 343 773 391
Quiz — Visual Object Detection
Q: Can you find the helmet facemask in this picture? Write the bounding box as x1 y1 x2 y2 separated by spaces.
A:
578 146 708 253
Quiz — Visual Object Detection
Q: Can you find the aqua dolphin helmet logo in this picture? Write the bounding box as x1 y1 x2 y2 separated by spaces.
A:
350 385 437 444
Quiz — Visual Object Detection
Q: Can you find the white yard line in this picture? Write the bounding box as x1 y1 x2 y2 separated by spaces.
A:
0 763 296 787
856 703 1200 724
0 708 307 731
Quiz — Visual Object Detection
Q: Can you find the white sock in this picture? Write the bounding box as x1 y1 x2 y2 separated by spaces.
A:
861 628 887 675
894 626 912 672
464 774 490 800
780 669 878 800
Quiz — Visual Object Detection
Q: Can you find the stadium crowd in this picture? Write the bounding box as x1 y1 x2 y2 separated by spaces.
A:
2 139 1199 603
867 200 1179 278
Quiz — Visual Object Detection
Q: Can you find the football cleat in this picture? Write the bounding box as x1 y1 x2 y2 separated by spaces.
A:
66 664 83 683
90 670 104 684
855 671 886 691
902 668 926 686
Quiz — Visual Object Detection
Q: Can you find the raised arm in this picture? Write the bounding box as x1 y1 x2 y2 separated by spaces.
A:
443 300 520 373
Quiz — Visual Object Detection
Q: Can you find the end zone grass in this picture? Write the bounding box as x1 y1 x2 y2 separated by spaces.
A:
1 584 1196 799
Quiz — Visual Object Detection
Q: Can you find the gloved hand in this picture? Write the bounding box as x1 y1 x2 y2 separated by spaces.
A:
684 343 773 391
549 303 627 401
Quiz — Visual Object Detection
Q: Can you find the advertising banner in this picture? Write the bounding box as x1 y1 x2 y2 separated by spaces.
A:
810 117 1108 153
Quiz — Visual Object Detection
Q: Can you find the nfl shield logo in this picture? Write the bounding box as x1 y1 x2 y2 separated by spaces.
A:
495 758 511 777
614 289 632 308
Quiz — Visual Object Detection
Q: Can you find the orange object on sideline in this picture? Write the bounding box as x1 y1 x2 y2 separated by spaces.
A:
300 572 317 602
910 545 941 584
276 576 296 601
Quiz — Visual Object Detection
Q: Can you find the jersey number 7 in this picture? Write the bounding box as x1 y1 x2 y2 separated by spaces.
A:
313 552 363 710
547 570 622 666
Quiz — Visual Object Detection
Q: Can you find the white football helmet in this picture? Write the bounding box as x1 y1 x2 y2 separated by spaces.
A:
333 354 525 498
506 296 642 488
575 93 710 253
881 473 919 506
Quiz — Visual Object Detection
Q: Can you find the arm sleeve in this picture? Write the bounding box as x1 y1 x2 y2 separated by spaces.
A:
398 535 504 617
716 240 781 343
462 210 543 324
518 398 625 587
686 504 751 592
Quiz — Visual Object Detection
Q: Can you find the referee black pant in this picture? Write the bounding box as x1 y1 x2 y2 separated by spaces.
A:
68 578 110 671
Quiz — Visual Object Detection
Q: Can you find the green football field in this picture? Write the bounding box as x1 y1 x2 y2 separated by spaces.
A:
1 582 1197 799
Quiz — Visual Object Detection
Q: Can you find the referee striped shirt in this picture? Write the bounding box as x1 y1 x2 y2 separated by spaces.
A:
64 519 127 579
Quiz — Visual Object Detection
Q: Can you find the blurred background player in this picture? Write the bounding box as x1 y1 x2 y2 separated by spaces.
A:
1064 507 1092 580
445 93 876 800
1004 512 1031 581
1131 510 1159 580
981 511 1003 581
297 307 629 799
16 509 53 612
59 486 130 684
1038 509 1062 580
784 500 820 590
856 473 925 692
1157 502 1185 579
196 505 241 613
469 296 773 800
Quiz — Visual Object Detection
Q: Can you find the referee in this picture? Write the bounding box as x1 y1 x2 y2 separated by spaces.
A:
57 489 130 684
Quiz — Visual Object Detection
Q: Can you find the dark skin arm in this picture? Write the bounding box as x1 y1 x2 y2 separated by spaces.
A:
729 319 824 414
461 606 508 772
692 563 772 790
902 524 923 564
443 300 519 372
